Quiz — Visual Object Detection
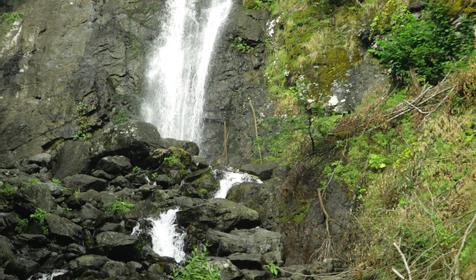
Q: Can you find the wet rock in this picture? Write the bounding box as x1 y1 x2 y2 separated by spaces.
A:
207 228 282 264
91 170 115 180
240 162 277 180
96 156 132 175
65 243 86 260
63 174 107 192
79 203 103 221
228 253 263 270
180 169 219 198
110 176 130 189
53 141 92 179
177 198 259 232
45 214 82 242
91 121 161 166
101 260 128 278
69 254 109 273
0 212 18 233
0 235 14 264
17 234 48 247
0 153 17 169
159 138 200 156
27 153 52 168
209 258 243 280
95 231 140 261
5 258 38 280
152 147 192 169
15 183 56 213
240 269 267 280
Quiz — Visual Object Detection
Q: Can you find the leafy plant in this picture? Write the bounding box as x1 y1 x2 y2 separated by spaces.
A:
51 178 61 185
28 177 41 186
111 110 129 125
73 102 93 140
15 218 28 234
231 36 253 53
30 208 49 235
370 1 474 84
368 153 386 170
0 11 23 25
265 262 280 277
132 166 141 173
107 200 135 216
163 155 185 169
173 247 220 280
0 183 16 197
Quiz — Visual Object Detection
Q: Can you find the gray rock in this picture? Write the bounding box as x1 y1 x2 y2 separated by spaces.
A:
96 155 132 175
91 169 115 180
0 212 18 233
180 168 219 199
69 254 109 272
240 269 267 280
79 203 103 220
16 183 56 212
0 235 14 264
228 253 263 270
207 228 282 264
177 198 259 232
209 258 243 280
101 260 128 278
0 153 16 169
45 213 82 242
63 174 107 192
240 162 277 180
110 176 130 188
95 231 140 261
5 257 38 279
27 153 52 167
159 138 200 156
53 141 92 179
17 234 48 247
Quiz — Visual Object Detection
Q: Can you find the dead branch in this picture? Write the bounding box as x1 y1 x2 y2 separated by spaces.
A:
453 210 476 280
393 241 412 280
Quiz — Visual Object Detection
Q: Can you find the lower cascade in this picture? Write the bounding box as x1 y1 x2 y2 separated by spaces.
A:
149 209 186 263
27 270 68 280
214 169 263 199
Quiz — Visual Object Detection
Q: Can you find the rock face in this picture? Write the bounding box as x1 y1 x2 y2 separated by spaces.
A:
201 2 270 165
0 0 165 161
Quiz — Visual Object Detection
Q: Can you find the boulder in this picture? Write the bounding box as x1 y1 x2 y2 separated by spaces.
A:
17 234 48 247
52 141 92 179
91 121 161 165
95 156 132 175
180 168 219 199
110 176 130 189
209 258 243 280
0 235 14 264
228 253 263 270
27 153 52 167
5 257 38 280
15 183 56 213
240 162 277 180
101 260 128 278
206 228 282 264
0 212 18 233
95 231 141 261
79 203 103 221
159 138 200 156
177 198 259 232
45 214 82 242
0 152 17 169
63 174 107 192
69 254 109 273
240 269 267 280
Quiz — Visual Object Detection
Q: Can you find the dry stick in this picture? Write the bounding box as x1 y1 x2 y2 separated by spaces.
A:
223 120 229 165
248 98 262 163
453 210 476 280
393 242 412 280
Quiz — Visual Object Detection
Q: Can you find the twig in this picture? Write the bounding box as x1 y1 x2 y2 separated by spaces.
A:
404 100 429 114
392 267 405 280
453 210 476 280
248 98 262 163
393 241 412 280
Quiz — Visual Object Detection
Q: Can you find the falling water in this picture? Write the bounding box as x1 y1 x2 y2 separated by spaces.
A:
149 208 186 263
142 0 233 144
214 169 263 199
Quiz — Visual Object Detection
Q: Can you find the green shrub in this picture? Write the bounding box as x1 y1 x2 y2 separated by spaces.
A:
370 1 474 84
111 110 129 125
231 36 253 53
30 208 49 235
0 11 23 25
163 155 185 169
0 183 16 196
173 247 220 280
107 200 135 216
74 102 93 140
15 218 28 234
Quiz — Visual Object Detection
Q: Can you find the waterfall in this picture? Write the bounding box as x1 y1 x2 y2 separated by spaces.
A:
149 208 186 263
142 0 233 144
215 170 263 199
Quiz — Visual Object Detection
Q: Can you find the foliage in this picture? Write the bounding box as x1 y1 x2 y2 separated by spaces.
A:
111 110 129 125
265 262 280 277
28 177 41 186
243 0 273 9
231 36 253 53
51 178 62 185
173 247 220 280
15 218 28 234
0 183 16 197
132 166 141 173
0 11 23 25
74 102 93 140
163 155 185 169
107 200 135 216
30 208 49 235
370 1 475 84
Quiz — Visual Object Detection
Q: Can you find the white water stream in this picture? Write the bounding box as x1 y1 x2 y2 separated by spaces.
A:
214 169 263 199
149 208 186 263
142 0 233 144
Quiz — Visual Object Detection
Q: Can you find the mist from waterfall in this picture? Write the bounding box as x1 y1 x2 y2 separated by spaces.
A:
142 0 233 144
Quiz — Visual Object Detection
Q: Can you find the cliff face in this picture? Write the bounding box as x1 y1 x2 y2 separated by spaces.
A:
0 0 164 163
